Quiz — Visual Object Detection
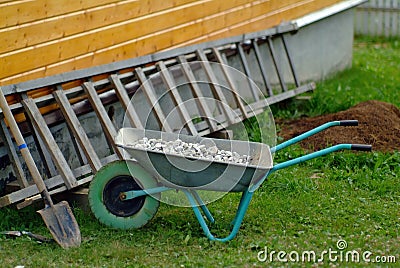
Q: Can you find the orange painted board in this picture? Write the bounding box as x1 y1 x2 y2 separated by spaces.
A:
0 0 119 28
1 0 345 86
0 0 200 54
0 0 250 78
13 0 335 79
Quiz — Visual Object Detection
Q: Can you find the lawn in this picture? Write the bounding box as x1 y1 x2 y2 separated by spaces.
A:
0 36 399 267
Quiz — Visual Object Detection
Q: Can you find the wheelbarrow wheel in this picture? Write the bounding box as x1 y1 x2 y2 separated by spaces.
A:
88 160 160 229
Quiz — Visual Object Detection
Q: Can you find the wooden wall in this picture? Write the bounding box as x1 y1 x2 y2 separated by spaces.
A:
355 0 400 37
0 0 343 86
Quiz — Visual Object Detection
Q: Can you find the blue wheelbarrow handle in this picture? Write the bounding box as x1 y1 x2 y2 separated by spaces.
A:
250 143 372 192
271 120 359 153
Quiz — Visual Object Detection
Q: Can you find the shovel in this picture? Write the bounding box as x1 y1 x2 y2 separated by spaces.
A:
0 90 81 248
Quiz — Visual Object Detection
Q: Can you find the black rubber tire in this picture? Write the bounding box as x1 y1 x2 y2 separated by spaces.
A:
88 160 160 229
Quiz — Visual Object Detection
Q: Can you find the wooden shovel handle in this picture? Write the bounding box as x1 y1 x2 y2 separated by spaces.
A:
0 90 52 204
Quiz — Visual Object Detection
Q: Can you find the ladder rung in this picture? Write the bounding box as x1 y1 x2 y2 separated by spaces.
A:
157 61 198 135
252 39 273 97
53 89 103 173
110 74 144 129
267 36 287 92
20 93 58 179
196 49 237 125
281 35 300 87
237 43 260 101
135 68 173 133
0 116 29 188
22 98 78 190
177 56 218 132
212 47 248 119
82 81 124 159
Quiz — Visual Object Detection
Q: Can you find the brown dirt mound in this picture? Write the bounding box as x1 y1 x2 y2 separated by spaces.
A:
279 100 400 152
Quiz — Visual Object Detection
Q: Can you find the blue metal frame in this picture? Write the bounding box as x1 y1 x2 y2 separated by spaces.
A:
183 143 356 241
121 121 369 242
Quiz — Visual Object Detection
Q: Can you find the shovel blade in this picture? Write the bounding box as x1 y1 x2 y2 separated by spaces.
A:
37 201 81 248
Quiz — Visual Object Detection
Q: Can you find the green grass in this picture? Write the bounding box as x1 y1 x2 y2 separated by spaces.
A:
1 36 399 267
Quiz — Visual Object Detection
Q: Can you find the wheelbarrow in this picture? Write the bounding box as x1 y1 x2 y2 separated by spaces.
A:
88 120 371 242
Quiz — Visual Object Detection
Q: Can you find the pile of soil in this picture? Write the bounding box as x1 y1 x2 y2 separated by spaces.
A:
278 100 400 152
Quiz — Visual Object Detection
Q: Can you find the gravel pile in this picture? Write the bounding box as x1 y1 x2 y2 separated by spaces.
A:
129 137 252 164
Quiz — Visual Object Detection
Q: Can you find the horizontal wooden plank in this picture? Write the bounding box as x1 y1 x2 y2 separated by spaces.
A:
160 0 343 49
0 0 248 79
0 0 295 81
222 0 343 36
0 0 120 28
0 0 199 54
0 0 343 86
0 0 139 54
15 185 68 210
74 0 340 59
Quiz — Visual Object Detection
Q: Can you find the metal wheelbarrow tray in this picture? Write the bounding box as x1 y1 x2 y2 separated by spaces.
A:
115 128 273 192
88 120 371 241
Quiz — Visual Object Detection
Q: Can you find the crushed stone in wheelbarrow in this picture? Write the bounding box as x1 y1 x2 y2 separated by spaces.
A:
128 137 252 164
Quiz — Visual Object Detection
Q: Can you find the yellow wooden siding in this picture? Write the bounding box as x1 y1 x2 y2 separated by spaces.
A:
0 0 343 86
1 0 124 28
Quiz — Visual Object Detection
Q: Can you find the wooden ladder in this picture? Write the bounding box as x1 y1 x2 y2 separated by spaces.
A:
0 29 314 208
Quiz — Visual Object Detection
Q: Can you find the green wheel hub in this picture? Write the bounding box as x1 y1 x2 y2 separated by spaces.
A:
88 160 160 229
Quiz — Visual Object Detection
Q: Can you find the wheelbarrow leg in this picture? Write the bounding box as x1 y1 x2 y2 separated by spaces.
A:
183 189 254 242
191 191 215 223
231 191 251 226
